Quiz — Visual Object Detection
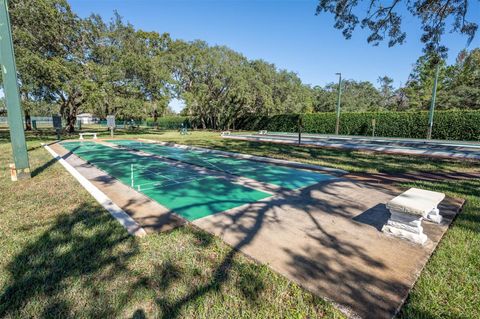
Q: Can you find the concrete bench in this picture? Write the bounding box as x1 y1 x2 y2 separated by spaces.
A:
382 188 445 245
79 132 98 140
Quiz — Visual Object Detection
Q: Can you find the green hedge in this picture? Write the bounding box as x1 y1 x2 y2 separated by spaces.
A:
235 114 300 132
147 111 480 140
156 116 190 129
234 111 480 141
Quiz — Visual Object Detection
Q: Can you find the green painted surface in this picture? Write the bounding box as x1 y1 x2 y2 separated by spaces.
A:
61 141 270 221
0 0 30 174
110 140 334 189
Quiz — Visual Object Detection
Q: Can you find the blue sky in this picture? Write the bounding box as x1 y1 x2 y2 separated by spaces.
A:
69 0 479 110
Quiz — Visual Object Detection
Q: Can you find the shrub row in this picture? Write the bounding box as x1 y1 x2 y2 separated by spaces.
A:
235 111 480 141
156 116 190 129
151 111 480 141
235 114 300 132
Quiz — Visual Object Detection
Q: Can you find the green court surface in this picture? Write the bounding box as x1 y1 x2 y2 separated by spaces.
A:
109 139 334 190
61 141 270 221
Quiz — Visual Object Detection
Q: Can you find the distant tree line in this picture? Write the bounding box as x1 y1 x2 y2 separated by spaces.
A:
312 49 480 113
6 0 480 131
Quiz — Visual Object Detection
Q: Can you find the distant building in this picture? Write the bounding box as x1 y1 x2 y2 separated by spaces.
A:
76 113 98 124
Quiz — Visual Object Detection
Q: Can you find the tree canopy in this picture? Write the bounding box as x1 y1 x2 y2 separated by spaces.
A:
316 0 479 57
5 0 480 131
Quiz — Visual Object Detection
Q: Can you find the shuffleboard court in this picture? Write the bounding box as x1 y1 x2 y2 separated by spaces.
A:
222 132 480 160
61 141 270 221
109 139 335 190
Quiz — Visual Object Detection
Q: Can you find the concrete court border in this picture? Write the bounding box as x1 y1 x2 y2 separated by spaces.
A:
192 178 464 318
50 140 323 230
43 143 147 236
134 138 348 175
222 134 480 161
48 141 186 232
47 140 464 318
256 132 480 149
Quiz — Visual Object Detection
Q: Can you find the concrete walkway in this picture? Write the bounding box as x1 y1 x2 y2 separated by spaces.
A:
224 134 480 160
49 141 464 318
193 179 463 318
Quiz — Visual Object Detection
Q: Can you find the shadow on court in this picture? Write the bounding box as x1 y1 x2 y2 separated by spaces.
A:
13 139 468 318
129 179 391 318
194 138 480 175
188 178 463 319
1 174 468 319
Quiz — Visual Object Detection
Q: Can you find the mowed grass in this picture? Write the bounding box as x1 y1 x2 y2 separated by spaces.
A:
0 137 343 318
397 179 480 318
116 130 480 319
1 128 479 318
118 130 480 174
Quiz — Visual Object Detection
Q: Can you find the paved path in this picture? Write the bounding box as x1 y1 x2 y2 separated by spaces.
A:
224 134 480 160
49 141 464 318
193 179 463 318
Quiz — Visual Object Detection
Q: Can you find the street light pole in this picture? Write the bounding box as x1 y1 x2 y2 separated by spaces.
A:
427 62 440 140
0 0 31 180
335 73 342 135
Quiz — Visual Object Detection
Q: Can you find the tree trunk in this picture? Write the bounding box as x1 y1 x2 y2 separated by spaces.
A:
61 90 83 133
152 109 159 129
24 111 32 131
66 115 76 133
21 93 32 131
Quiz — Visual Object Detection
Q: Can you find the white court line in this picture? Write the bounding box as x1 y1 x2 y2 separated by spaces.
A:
141 167 178 182
137 138 348 174
43 144 147 237
136 175 213 192
111 142 219 180
117 141 238 176
72 141 203 187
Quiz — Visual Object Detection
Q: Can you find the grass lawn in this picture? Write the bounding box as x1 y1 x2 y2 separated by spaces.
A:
1 128 479 318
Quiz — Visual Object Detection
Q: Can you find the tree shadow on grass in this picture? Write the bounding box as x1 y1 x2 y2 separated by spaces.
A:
151 196 275 318
0 202 140 318
0 192 273 318
147 179 394 318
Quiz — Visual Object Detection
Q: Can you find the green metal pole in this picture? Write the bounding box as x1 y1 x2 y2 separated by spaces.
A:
427 63 440 140
0 0 31 179
335 73 342 135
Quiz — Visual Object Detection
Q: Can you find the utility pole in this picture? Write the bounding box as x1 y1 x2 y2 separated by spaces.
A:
427 62 440 140
0 0 31 180
335 72 342 135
